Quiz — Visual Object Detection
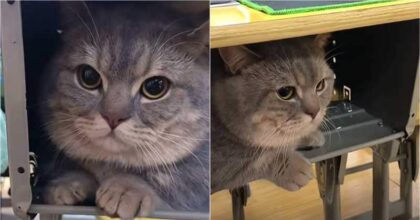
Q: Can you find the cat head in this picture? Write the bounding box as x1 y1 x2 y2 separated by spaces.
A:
213 35 334 148
42 2 209 168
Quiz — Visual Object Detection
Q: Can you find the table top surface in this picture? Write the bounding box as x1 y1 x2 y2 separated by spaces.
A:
210 0 420 48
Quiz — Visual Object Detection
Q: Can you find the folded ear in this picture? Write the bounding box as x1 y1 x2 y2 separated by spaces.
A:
178 20 209 58
56 2 101 44
188 20 209 47
57 1 90 30
168 1 208 15
218 46 261 74
314 33 331 48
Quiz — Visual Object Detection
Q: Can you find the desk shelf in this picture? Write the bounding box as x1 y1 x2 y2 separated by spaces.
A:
302 102 405 163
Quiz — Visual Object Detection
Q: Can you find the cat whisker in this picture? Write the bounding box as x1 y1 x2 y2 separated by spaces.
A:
323 116 342 143
54 127 87 157
324 45 342 58
279 45 293 70
254 127 282 161
135 141 159 172
320 121 332 147
157 134 206 172
274 129 294 172
70 7 99 49
81 2 101 45
252 129 273 157
144 140 176 184
155 130 208 141
124 129 178 172
166 41 204 52
274 137 286 164
41 119 73 129
150 139 179 182
157 29 193 55
325 51 345 62
54 111 79 118
152 17 185 54
127 127 155 136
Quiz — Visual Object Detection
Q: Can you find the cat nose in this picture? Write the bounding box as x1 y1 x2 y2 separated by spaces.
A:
302 96 320 119
304 108 319 119
101 112 129 129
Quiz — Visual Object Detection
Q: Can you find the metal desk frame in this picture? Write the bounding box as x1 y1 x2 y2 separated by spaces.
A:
229 107 419 220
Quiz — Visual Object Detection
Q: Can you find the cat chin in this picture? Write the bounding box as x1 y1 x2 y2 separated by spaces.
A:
70 134 199 167
92 135 131 153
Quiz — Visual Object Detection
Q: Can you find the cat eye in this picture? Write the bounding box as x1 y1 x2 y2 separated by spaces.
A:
141 76 170 100
77 65 102 90
316 79 326 92
277 86 295 100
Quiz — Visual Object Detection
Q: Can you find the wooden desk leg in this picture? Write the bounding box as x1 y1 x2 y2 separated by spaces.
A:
230 184 250 220
316 156 344 220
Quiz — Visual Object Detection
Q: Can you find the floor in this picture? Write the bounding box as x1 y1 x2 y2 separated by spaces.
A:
211 149 420 220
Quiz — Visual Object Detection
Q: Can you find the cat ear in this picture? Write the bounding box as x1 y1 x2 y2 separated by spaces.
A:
180 20 209 58
188 20 209 47
314 33 331 48
57 2 93 30
218 46 261 74
168 1 208 15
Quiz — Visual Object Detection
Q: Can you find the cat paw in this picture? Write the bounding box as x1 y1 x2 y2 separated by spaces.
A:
44 172 97 205
272 151 313 191
300 130 325 148
96 174 158 220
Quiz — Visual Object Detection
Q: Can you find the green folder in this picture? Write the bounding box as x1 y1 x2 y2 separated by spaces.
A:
238 0 393 15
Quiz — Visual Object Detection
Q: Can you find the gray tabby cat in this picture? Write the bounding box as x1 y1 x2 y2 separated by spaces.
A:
39 2 209 219
211 35 334 192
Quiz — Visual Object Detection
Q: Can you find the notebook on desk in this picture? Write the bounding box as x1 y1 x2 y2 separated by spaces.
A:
250 1 362 9
237 0 390 15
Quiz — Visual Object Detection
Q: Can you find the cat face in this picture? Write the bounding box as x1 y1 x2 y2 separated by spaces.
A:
213 35 334 148
43 3 209 167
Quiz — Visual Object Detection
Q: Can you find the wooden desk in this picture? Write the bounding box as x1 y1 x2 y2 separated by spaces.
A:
210 0 420 48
